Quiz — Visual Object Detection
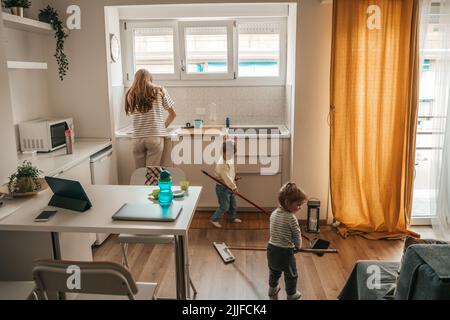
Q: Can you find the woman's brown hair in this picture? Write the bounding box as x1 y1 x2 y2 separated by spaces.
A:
278 183 308 211
125 69 162 115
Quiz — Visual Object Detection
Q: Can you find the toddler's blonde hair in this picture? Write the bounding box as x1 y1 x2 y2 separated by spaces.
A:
278 183 308 211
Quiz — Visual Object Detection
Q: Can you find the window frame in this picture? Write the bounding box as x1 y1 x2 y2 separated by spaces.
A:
178 20 235 80
121 18 287 86
122 20 181 83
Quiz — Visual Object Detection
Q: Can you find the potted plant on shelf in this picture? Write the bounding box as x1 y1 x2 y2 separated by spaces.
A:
2 0 31 17
38 5 69 81
7 160 46 196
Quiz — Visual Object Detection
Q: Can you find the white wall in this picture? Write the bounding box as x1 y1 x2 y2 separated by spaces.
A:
2 0 53 150
45 0 114 139
4 27 53 149
105 7 126 132
0 14 19 183
292 0 332 220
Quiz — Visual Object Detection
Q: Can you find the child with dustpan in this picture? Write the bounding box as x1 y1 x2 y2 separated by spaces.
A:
268 183 308 300
210 140 242 228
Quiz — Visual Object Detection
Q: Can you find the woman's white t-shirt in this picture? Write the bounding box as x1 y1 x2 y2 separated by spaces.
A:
131 87 175 138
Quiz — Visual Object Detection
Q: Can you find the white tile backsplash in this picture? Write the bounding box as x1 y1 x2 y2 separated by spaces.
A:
115 86 288 131
168 86 287 126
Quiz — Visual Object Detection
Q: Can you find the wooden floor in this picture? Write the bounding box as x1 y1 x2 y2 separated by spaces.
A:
93 216 433 300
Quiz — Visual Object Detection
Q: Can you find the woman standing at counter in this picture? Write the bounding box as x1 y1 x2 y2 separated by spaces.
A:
125 69 177 168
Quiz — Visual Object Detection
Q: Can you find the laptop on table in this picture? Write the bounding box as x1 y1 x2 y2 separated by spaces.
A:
112 202 183 222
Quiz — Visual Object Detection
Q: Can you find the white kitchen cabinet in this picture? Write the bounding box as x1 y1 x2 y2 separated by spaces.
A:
235 174 282 208
171 136 286 210
116 134 290 210
52 159 93 261
90 147 118 245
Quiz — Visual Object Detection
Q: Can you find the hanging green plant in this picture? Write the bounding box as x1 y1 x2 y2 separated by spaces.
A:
38 5 69 81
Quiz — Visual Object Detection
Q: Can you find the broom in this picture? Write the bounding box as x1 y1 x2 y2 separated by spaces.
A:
201 170 333 255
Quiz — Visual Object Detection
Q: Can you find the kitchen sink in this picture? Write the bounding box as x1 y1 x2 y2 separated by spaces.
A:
228 127 281 135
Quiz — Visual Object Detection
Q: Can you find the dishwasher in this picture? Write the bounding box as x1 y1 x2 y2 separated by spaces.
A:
90 146 118 245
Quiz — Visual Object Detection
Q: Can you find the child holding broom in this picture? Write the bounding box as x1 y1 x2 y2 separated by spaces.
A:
267 182 308 300
210 140 242 228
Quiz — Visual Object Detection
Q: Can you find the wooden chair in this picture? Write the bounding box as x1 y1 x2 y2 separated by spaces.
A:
119 167 197 297
32 259 157 300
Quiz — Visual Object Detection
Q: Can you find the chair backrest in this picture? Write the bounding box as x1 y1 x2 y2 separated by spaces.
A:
166 167 186 184
130 167 186 185
130 167 148 185
33 260 138 300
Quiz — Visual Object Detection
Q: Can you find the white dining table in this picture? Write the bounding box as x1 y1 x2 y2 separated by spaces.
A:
0 185 202 300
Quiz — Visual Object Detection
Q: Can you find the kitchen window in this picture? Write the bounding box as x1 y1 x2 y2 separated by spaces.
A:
134 28 175 74
123 21 180 80
179 21 235 80
237 21 284 78
122 18 287 85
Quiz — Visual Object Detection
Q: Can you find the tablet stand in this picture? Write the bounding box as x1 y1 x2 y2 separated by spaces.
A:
48 194 91 212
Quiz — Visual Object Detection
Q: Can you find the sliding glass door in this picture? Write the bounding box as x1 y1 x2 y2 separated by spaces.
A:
412 0 448 225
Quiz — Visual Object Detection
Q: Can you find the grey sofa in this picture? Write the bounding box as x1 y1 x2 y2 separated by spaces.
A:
339 244 450 300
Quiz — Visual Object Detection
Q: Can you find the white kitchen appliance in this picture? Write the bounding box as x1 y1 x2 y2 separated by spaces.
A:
18 118 74 153
90 146 118 245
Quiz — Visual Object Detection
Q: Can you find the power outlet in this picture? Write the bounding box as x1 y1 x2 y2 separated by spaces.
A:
196 108 206 116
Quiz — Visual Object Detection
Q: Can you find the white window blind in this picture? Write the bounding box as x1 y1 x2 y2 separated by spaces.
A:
238 22 281 77
184 26 229 74
134 27 175 74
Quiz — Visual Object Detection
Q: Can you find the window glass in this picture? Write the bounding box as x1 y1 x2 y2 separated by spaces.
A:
134 27 175 74
184 26 228 74
238 23 280 77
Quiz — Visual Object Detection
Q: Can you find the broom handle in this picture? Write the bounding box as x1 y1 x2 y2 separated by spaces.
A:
228 246 338 254
201 170 312 242
201 170 267 213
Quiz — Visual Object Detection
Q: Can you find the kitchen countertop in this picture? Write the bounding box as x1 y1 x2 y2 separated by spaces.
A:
17 138 112 177
116 125 291 139
0 139 112 221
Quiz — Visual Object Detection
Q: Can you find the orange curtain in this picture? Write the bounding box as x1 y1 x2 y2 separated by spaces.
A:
330 0 420 240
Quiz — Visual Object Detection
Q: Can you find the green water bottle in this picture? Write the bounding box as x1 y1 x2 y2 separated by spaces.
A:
226 116 231 129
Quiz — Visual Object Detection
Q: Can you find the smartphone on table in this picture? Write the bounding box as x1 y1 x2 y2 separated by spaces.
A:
34 210 57 222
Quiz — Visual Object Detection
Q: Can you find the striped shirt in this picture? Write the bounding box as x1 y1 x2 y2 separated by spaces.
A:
269 208 302 249
131 87 175 138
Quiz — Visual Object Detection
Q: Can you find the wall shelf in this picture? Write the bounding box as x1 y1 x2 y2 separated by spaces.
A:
7 61 48 70
2 12 53 34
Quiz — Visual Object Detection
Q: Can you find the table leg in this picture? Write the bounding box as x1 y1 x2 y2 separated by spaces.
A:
51 232 61 260
184 234 192 299
174 235 188 300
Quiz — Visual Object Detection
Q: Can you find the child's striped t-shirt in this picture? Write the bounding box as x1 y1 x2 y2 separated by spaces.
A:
269 208 302 249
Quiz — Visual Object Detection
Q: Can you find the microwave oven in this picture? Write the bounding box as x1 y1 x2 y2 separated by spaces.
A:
18 118 74 152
